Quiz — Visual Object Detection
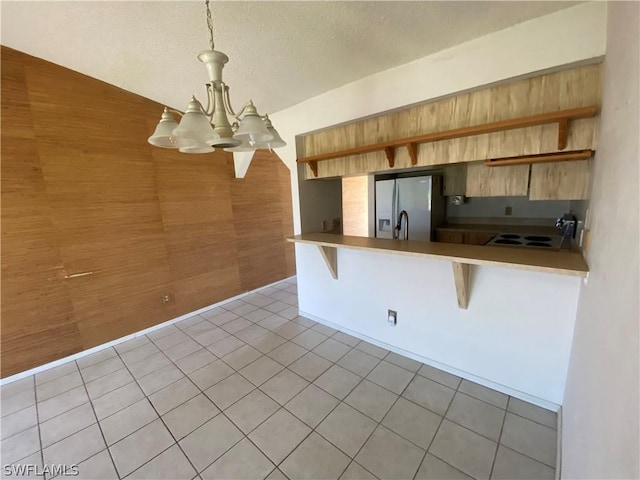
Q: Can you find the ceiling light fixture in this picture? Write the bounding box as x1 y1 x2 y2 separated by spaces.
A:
148 0 286 154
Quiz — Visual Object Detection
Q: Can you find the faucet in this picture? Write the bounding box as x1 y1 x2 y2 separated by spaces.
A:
394 210 409 240
556 213 577 250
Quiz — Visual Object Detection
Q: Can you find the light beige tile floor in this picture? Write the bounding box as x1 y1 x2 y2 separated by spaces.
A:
0 277 557 480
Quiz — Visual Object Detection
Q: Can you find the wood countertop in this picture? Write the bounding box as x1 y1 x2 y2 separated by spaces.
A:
288 233 588 277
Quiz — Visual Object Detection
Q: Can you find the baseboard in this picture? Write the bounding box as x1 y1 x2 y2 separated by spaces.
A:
0 276 296 386
299 310 561 412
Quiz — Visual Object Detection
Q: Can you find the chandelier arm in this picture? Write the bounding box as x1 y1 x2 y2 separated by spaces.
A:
221 83 241 120
203 83 215 118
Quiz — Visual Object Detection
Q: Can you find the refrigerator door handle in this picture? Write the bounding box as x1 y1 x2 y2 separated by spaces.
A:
391 181 397 239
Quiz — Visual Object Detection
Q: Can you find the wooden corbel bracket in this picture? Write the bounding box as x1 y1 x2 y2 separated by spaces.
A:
406 143 418 166
309 161 318 178
557 118 569 150
384 147 395 168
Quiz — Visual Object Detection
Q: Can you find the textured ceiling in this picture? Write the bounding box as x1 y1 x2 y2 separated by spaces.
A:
1 1 579 116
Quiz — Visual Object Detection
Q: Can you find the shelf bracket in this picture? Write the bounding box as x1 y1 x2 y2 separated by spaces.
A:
309 161 318 178
451 262 470 309
557 118 569 150
406 143 418 166
317 245 338 279
384 147 395 168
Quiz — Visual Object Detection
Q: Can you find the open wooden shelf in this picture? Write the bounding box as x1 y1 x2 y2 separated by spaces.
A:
484 149 594 167
298 106 599 177
288 233 589 310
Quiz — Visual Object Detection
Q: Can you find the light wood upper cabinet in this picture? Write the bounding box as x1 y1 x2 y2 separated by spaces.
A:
342 176 370 237
465 163 530 197
529 160 591 200
443 164 467 196
302 64 601 180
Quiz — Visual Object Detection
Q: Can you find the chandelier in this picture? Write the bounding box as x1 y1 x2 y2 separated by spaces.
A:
147 0 286 154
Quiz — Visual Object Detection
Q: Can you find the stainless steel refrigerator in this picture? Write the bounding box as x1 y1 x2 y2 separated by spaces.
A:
375 175 445 241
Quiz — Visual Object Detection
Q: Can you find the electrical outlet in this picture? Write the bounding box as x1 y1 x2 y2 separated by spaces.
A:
387 309 397 326
162 294 172 304
505 206 512 216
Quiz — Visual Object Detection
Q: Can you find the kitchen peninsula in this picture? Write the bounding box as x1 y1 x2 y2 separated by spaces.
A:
288 232 588 311
291 64 600 408
288 233 588 277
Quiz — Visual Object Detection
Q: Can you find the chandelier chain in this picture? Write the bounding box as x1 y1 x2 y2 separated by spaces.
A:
205 0 215 50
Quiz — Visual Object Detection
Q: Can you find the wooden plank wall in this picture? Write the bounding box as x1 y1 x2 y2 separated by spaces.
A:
302 64 602 179
0 47 295 377
341 176 369 237
465 164 531 197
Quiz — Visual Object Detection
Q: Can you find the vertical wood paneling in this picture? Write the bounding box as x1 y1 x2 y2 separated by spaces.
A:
151 146 242 313
0 47 295 377
465 163 530 197
529 160 591 200
23 58 177 348
303 64 602 179
342 176 369 237
1 50 83 373
278 153 297 277
231 150 295 292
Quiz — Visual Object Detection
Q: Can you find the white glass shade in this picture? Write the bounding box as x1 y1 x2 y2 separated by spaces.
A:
254 116 287 149
234 103 272 145
266 127 286 148
172 96 217 147
148 109 179 148
176 137 215 154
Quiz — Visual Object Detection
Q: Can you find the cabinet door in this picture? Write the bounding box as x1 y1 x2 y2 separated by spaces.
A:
342 175 370 237
529 160 590 200
466 163 530 197
443 164 467 196
435 230 465 244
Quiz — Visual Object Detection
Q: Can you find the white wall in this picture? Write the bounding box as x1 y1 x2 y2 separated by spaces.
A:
561 2 640 478
297 244 581 405
271 1 606 234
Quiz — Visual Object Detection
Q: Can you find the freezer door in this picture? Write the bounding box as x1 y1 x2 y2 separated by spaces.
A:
396 176 433 241
375 179 396 239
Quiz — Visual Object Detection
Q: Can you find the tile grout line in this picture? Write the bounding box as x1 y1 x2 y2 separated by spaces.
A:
296 350 388 478
335 367 415 480
31 375 46 480
110 343 203 479
196 338 379 476
53 322 425 477
412 372 464 480
13 337 550 477
0 286 292 467
136 314 318 476
4 283 558 479
159 296 413 472
145 330 289 477
76 359 122 480
487 393 509 479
